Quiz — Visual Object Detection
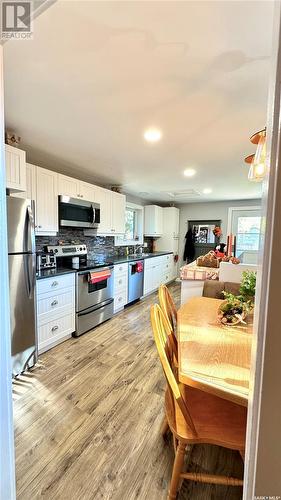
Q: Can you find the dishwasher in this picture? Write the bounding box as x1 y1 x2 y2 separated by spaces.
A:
128 260 144 304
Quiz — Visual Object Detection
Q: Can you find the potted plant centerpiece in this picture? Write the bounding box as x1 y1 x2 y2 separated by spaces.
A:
218 270 256 326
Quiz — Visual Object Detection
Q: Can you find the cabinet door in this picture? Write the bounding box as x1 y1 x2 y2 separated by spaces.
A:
95 186 112 234
144 205 163 236
11 162 36 201
5 145 26 192
58 174 79 198
155 206 163 235
79 181 96 202
36 167 58 234
144 266 154 295
111 192 125 234
153 263 162 289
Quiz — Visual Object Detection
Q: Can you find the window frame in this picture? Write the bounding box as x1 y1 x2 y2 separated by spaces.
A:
114 202 144 246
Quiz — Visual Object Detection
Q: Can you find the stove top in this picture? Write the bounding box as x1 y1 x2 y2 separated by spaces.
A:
72 260 114 272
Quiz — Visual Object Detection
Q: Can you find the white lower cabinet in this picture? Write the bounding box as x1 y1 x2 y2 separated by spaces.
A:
36 273 75 353
114 263 128 312
144 254 174 295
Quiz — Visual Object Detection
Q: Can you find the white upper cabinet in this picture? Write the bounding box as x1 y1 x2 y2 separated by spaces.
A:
111 191 126 234
36 167 58 235
144 205 163 236
58 174 79 198
11 162 36 201
5 144 26 192
93 188 125 235
79 181 95 202
58 174 95 202
94 186 112 234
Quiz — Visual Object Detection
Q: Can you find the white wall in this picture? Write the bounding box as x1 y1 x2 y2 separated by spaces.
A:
178 198 261 266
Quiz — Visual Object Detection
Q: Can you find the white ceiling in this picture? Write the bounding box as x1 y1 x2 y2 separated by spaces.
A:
3 1 274 203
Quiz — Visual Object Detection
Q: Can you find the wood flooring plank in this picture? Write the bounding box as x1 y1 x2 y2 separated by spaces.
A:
14 282 243 500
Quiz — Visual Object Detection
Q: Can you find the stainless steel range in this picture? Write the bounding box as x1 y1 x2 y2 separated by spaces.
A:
47 245 114 336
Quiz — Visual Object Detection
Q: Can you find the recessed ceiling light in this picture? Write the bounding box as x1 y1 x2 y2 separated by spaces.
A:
203 188 212 194
144 128 162 143
183 168 196 177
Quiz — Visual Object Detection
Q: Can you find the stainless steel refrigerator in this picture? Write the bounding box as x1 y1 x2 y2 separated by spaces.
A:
6 196 37 377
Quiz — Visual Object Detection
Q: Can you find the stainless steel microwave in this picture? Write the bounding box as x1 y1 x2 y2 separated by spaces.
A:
59 195 100 229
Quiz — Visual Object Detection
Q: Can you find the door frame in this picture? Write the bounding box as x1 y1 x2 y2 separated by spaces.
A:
244 2 281 497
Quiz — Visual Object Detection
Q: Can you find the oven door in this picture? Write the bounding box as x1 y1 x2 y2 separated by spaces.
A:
76 266 114 312
74 298 113 336
59 196 100 229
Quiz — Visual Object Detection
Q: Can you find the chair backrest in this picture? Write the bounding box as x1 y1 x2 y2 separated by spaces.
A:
151 304 197 436
159 284 178 331
158 285 178 363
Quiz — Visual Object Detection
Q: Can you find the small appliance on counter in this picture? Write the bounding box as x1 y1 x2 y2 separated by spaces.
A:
36 252 57 271
46 244 114 336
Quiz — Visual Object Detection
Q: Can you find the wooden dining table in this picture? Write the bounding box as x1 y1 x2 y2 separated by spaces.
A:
177 296 253 407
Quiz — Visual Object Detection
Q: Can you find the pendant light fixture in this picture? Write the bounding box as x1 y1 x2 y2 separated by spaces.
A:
245 128 266 182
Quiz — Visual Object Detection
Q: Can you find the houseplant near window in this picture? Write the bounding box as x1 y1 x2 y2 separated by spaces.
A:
218 271 256 325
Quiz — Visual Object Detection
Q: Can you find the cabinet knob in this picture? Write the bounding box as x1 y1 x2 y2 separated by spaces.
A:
118 279 122 285
51 325 59 332
118 297 122 302
51 300 58 306
51 281 59 287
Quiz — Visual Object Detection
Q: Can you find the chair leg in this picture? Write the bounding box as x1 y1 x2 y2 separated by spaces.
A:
160 415 169 440
168 441 186 500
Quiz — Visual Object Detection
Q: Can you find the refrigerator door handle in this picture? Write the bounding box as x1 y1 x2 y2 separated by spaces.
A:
25 254 36 299
26 203 36 254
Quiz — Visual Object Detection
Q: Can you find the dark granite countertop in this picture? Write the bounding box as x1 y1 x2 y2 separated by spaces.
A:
36 252 173 278
36 267 77 280
111 251 173 265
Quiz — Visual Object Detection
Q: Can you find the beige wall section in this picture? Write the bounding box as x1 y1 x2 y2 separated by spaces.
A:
177 198 261 266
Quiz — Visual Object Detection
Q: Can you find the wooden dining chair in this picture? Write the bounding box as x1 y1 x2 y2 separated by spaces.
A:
159 284 178 334
151 303 247 500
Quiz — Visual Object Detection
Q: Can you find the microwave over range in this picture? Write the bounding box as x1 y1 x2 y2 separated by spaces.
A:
59 195 100 229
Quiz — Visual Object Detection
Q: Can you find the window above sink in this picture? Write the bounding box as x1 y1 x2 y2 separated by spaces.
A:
115 202 144 246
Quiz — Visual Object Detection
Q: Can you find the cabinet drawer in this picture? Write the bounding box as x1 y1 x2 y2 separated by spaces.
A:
37 287 75 326
163 261 173 272
163 253 173 262
114 290 128 311
161 269 174 285
145 258 158 270
38 313 75 353
114 274 128 292
114 263 128 276
37 273 75 295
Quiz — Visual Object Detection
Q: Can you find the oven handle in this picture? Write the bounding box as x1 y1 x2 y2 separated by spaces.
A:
78 265 114 276
77 298 113 316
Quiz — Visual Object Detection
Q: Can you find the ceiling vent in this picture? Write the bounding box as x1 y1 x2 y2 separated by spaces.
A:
162 189 201 199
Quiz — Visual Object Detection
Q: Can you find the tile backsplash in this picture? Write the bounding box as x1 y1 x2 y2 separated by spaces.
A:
36 228 153 260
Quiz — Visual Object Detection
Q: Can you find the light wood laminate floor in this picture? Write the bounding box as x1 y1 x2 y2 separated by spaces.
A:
13 283 243 500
